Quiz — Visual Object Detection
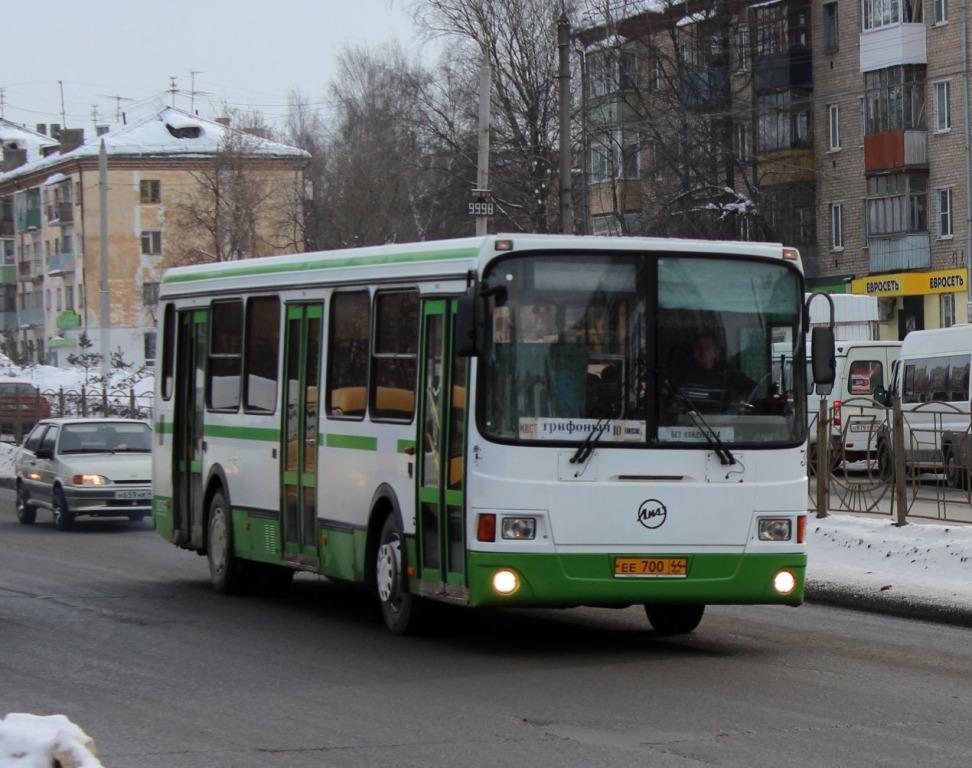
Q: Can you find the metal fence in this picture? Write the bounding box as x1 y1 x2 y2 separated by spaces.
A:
809 397 972 525
0 387 154 445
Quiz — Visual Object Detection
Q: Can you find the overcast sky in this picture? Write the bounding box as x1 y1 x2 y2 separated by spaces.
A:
1 0 426 135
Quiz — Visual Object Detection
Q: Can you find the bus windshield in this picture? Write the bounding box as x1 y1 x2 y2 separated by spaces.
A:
480 252 805 447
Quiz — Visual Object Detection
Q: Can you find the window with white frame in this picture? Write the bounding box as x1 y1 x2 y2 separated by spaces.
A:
831 203 844 250
862 0 922 30
933 81 951 132
932 0 948 23
829 105 842 150
649 54 661 90
937 188 954 237
941 293 955 328
140 230 162 255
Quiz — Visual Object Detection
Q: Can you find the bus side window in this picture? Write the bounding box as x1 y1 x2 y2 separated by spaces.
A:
326 291 370 419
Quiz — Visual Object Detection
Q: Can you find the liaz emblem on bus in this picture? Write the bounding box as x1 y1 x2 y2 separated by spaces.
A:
637 499 667 529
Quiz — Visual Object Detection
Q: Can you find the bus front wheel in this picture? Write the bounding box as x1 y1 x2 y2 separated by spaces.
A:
375 513 422 635
207 491 246 595
645 604 705 635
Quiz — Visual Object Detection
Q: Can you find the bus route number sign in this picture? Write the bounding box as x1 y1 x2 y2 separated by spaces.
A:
469 189 493 217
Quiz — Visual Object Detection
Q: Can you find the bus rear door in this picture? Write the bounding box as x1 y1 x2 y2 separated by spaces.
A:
416 300 469 600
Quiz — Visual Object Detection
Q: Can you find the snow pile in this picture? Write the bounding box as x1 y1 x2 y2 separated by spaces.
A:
0 713 104 768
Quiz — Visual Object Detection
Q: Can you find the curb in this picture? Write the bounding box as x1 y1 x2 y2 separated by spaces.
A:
806 580 972 628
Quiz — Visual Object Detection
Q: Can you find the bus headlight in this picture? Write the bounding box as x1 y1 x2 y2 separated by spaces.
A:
492 569 519 595
773 570 797 595
501 517 536 540
758 518 792 541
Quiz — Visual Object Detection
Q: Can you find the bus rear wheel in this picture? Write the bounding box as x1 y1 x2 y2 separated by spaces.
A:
645 604 705 635
375 513 422 635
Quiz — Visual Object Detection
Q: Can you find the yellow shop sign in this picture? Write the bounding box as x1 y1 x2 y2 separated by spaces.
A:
850 268 968 297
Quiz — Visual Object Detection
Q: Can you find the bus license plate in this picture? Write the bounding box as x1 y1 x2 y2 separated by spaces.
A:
115 490 150 500
614 557 688 578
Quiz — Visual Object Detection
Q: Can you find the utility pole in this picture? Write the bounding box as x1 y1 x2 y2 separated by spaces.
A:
99 139 110 377
558 11 574 235
474 56 492 237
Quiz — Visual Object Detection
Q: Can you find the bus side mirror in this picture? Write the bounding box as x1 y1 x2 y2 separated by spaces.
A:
811 326 836 396
455 283 483 358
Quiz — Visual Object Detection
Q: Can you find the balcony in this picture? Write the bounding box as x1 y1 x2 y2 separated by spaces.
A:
587 180 642 217
678 68 729 107
864 130 927 173
47 202 74 225
17 260 44 282
754 49 812 92
15 209 41 232
0 219 13 236
48 251 76 274
860 24 926 73
0 310 17 332
17 307 44 328
756 148 815 185
869 233 931 273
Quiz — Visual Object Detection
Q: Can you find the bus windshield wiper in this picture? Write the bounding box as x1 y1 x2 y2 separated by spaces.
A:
570 416 611 465
657 367 735 466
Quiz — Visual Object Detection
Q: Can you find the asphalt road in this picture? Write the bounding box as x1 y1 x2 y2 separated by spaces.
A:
2 490 971 768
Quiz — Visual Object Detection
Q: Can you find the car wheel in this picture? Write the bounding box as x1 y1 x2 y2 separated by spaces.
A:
16 484 37 525
375 513 423 635
52 488 74 532
645 604 705 635
207 491 247 595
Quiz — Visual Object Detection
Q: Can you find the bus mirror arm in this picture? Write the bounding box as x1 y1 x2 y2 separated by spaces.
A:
456 275 507 358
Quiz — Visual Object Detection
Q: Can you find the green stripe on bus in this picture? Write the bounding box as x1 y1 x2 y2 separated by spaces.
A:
155 420 174 434
326 433 378 451
204 424 280 441
397 439 416 453
162 247 479 284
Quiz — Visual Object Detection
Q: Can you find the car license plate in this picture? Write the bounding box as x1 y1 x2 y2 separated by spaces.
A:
848 422 874 433
614 557 688 578
115 490 150 500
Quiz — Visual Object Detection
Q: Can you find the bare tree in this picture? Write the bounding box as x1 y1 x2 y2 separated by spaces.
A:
410 0 568 233
165 110 306 266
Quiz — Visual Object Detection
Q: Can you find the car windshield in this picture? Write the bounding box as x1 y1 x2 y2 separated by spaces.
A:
479 252 806 448
58 423 152 454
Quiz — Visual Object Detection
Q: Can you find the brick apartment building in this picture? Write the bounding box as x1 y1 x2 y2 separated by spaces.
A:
0 108 309 368
579 0 970 339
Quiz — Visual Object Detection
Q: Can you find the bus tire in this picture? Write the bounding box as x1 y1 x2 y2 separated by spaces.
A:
16 484 37 525
645 603 705 635
52 488 74 532
207 491 246 595
375 513 422 635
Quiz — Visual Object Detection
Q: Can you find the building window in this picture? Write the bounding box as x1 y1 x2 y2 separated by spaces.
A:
143 282 160 306
757 90 812 151
865 173 927 237
140 230 162 255
933 81 951 132
732 26 749 72
937 188 954 238
828 105 842 150
831 203 844 250
862 0 922 30
864 65 926 134
140 180 161 204
823 3 839 52
144 331 157 366
941 293 956 328
932 0 948 23
589 48 635 97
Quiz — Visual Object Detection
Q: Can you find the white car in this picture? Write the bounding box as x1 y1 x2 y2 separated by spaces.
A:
15 418 153 531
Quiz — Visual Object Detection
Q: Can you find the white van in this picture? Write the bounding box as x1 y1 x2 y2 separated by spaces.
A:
877 325 972 485
802 340 900 467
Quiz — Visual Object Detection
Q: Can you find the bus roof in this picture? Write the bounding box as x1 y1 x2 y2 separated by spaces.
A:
159 234 801 298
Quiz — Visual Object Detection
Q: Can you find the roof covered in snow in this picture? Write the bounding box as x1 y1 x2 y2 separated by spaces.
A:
0 107 309 184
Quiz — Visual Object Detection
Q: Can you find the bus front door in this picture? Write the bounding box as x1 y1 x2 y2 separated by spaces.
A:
281 304 322 568
172 310 207 549
416 300 468 600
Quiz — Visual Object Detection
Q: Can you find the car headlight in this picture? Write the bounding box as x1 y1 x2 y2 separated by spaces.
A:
72 474 109 486
758 518 792 541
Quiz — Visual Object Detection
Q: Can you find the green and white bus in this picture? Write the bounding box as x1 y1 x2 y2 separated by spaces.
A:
152 234 829 635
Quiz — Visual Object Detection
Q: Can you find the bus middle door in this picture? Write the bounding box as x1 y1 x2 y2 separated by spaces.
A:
172 309 207 548
416 299 468 601
281 304 322 569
